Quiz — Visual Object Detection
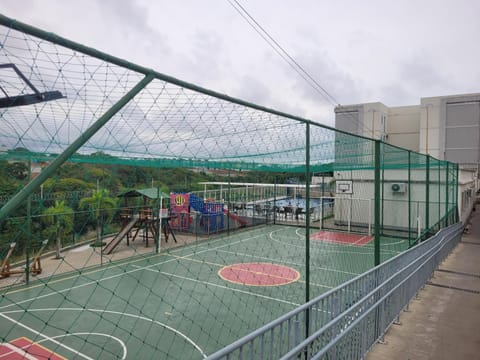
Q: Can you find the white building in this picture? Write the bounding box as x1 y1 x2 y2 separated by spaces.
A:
335 92 479 224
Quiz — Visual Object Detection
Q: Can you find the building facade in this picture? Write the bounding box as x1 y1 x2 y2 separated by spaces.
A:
335 92 480 223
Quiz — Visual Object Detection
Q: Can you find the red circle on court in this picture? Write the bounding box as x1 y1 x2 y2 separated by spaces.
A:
218 262 300 286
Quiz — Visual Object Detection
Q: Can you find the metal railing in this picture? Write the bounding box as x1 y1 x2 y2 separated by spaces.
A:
207 223 463 360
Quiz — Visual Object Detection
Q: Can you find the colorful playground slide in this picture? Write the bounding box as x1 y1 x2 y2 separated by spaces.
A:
224 209 247 226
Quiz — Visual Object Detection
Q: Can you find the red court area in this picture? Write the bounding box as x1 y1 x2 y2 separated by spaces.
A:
219 262 300 286
311 231 373 246
0 337 65 360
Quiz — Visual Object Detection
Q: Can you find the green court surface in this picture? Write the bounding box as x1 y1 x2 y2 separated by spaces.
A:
0 225 408 359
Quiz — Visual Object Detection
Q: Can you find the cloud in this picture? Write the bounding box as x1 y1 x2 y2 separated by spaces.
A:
178 30 228 85
399 58 453 93
289 50 365 106
234 75 271 105
378 84 417 107
1 0 479 124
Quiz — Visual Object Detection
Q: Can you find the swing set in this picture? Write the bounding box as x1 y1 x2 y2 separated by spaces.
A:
0 240 48 278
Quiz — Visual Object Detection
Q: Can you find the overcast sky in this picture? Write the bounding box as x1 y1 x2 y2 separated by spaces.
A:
2 0 479 126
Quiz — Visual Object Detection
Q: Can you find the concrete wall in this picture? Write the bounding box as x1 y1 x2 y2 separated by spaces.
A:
387 105 420 151
334 105 362 136
362 103 389 140
420 93 480 163
335 102 388 140
419 97 443 159
335 92 480 165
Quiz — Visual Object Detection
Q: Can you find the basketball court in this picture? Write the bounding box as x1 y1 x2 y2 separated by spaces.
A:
0 225 408 359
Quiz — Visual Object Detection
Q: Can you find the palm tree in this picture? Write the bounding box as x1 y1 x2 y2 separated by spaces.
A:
43 200 74 259
79 189 117 246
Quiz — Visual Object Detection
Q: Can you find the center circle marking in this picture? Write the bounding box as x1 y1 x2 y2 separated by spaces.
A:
218 262 300 286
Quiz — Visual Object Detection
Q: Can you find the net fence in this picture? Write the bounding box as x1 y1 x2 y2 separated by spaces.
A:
0 14 458 359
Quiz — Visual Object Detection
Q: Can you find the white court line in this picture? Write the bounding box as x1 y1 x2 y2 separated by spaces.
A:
1 333 127 360
3 226 270 298
295 228 406 255
3 226 255 297
0 232 266 311
271 228 374 256
296 228 408 248
3 308 207 359
379 239 409 246
214 249 360 277
132 265 300 307
0 313 93 360
41 333 127 360
352 235 370 245
0 343 38 360
2 252 160 297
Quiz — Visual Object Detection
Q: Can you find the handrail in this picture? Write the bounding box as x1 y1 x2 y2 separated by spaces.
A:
281 223 462 359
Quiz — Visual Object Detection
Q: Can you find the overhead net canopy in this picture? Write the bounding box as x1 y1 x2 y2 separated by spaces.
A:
0 14 458 360
0 17 363 173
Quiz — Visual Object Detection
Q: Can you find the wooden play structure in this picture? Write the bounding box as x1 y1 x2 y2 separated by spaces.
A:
103 188 176 255
0 239 48 278
103 207 177 255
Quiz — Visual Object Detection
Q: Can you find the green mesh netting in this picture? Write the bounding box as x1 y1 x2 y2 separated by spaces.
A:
0 14 458 359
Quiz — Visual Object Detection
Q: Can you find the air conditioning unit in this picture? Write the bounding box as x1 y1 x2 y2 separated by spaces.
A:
391 183 407 193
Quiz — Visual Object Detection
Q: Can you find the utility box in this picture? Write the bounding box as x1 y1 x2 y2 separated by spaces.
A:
391 183 407 193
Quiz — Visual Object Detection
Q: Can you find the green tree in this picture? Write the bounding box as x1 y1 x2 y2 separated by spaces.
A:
43 178 95 194
43 200 74 259
6 162 28 180
79 189 117 246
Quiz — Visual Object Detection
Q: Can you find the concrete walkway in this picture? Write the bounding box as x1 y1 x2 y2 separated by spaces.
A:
367 210 480 360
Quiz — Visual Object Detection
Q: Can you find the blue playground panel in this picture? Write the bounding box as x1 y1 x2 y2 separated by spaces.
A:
189 194 225 231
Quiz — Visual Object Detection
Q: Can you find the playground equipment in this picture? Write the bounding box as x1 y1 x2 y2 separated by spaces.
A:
190 194 225 232
0 240 48 278
103 215 139 255
102 188 175 255
103 207 176 255
170 193 244 233
224 209 247 227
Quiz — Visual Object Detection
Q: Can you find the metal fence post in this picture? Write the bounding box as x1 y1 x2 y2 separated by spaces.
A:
305 122 311 339
408 151 412 247
455 164 459 223
374 140 381 266
446 162 449 226
425 156 430 238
